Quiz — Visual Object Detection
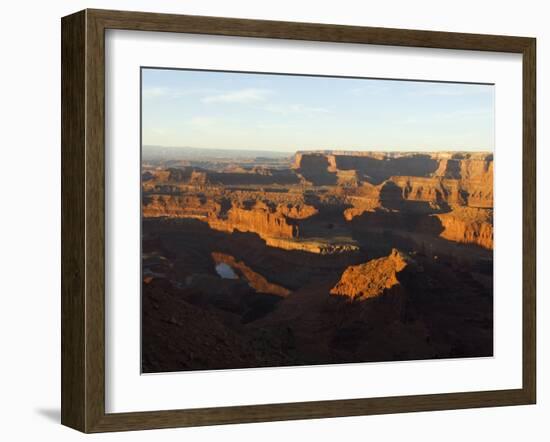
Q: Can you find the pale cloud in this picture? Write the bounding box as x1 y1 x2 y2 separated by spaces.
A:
264 103 330 115
187 116 218 128
348 84 391 96
407 83 492 97
142 87 168 99
143 86 218 100
256 122 294 130
402 108 492 125
201 88 273 104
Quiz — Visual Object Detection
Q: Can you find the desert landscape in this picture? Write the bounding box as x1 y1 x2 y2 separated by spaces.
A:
141 147 493 372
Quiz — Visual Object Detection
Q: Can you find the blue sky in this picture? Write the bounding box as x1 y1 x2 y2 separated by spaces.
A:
142 68 494 152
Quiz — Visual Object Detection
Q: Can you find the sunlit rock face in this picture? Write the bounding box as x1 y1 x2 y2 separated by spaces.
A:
211 252 291 297
142 151 493 253
330 249 409 300
434 207 493 249
141 149 494 373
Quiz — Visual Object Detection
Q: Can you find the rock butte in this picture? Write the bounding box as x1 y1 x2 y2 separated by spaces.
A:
142 150 493 252
330 249 409 300
141 149 494 372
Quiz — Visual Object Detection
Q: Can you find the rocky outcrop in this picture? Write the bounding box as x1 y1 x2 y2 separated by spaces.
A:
208 202 298 240
330 249 409 300
207 169 301 186
342 174 489 220
294 153 338 185
334 153 439 184
143 196 302 242
142 148 495 373
144 165 303 188
142 150 493 252
387 176 465 207
295 151 492 189
211 252 291 297
276 203 318 219
142 195 220 219
343 182 382 220
434 207 493 249
265 237 359 254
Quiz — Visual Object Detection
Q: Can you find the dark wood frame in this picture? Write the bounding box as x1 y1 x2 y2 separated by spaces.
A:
61 8 536 433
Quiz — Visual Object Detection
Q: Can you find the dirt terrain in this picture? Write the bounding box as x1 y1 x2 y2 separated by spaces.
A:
141 149 493 372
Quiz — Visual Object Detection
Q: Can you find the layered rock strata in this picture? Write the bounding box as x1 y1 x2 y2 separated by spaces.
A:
330 249 409 300
434 207 493 249
142 150 494 251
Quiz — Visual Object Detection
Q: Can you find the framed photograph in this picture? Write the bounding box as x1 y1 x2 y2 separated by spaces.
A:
61 9 536 433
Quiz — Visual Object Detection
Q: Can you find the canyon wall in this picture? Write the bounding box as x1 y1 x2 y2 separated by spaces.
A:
294 152 494 250
435 207 493 249
211 252 291 297
142 194 220 219
208 204 298 240
142 151 493 251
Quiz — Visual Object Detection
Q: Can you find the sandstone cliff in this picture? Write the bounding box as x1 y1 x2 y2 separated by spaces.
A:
142 194 220 219
208 202 298 240
434 207 493 249
211 252 291 297
294 151 492 205
142 150 493 252
276 203 318 219
293 152 338 185
330 249 409 301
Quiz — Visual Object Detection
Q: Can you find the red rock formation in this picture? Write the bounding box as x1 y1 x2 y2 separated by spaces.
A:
336 169 361 187
331 153 439 184
388 176 466 206
142 150 493 252
208 202 298 240
433 158 462 178
330 249 409 300
459 160 493 208
264 237 359 254
340 157 491 222
434 207 493 249
211 252 291 297
295 151 492 202
343 182 382 220
142 195 220 219
294 153 338 185
459 157 493 182
276 203 318 219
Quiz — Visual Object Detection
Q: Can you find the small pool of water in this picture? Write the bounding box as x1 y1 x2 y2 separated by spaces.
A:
215 263 239 279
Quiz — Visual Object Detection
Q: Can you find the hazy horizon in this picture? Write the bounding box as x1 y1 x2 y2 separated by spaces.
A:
142 68 495 152
143 144 493 154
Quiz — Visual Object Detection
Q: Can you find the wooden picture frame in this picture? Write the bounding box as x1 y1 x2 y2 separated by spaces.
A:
61 8 536 433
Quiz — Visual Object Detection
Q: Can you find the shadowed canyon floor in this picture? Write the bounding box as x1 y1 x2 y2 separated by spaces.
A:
141 149 493 372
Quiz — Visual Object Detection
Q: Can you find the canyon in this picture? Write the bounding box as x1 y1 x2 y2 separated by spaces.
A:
141 149 494 372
